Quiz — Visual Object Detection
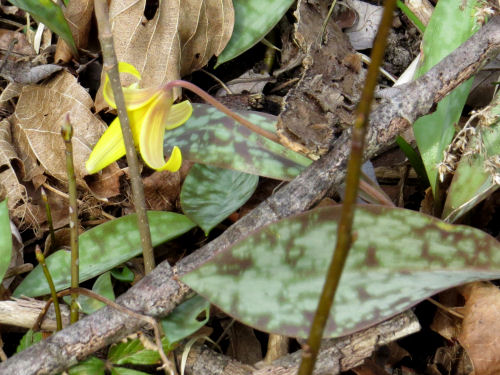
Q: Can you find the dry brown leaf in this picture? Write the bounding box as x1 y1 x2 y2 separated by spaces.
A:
12 71 120 198
0 29 35 56
0 118 44 230
459 281 500 375
55 0 94 62
96 0 233 110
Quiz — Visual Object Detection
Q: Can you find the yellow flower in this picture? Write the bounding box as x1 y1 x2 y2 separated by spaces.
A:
86 62 192 174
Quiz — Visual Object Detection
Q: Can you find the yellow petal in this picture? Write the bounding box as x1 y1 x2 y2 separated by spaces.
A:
85 117 126 174
158 146 183 172
138 92 175 170
103 62 160 110
165 100 193 130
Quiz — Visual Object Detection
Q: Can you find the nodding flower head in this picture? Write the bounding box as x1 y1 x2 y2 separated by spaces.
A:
86 62 192 174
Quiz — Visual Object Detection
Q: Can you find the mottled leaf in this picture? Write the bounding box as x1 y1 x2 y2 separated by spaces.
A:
69 357 106 375
443 96 500 222
165 104 312 180
161 294 210 349
413 0 479 194
111 368 150 375
182 205 500 338
181 164 258 235
8 0 77 55
216 0 295 67
14 212 196 297
0 201 12 283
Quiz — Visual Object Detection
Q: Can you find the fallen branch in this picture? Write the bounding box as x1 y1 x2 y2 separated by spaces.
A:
1 16 498 375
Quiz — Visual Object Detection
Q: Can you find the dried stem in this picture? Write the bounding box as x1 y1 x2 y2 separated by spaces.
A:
35 246 62 331
165 80 281 144
297 1 397 374
61 116 80 324
41 187 56 256
94 0 156 274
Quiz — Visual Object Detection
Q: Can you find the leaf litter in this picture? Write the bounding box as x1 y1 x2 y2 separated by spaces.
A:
0 1 498 374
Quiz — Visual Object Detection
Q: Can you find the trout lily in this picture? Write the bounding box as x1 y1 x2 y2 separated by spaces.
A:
86 62 192 174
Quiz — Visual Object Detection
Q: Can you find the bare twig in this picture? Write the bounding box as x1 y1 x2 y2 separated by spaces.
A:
94 0 156 274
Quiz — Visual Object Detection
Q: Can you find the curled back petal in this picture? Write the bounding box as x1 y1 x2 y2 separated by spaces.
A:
158 146 182 172
85 117 126 174
138 92 177 170
165 100 193 130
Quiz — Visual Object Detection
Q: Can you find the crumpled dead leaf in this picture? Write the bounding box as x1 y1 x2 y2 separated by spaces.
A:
459 281 500 375
12 71 121 198
0 118 44 230
55 0 94 62
96 0 234 110
344 0 383 50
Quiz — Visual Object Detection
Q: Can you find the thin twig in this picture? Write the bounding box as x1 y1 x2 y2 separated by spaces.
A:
297 1 397 374
62 116 80 324
41 187 56 256
35 246 62 331
94 0 156 274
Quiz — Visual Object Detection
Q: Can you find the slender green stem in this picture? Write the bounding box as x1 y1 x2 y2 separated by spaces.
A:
35 245 62 331
40 187 56 256
62 116 79 324
165 80 280 144
297 1 397 374
94 0 156 274
397 0 426 33
321 0 337 43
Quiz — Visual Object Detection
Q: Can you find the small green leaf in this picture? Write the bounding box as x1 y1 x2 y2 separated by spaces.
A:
413 0 479 194
108 338 160 366
111 266 135 283
164 104 312 181
162 294 210 349
182 205 500 338
16 329 42 353
181 164 259 235
0 200 12 283
14 212 196 297
216 0 295 67
68 357 106 375
111 368 151 375
8 0 77 55
64 272 115 315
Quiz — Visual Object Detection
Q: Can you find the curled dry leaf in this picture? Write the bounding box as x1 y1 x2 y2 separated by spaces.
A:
96 0 234 110
55 0 94 62
12 71 121 198
459 282 500 375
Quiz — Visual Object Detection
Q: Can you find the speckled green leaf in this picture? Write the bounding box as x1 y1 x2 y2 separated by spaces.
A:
181 164 259 235
14 212 196 297
182 205 500 338
216 0 294 66
8 0 77 55
443 98 500 222
111 368 150 375
108 338 160 367
65 272 115 315
0 201 12 283
164 104 312 181
413 0 479 194
16 329 42 353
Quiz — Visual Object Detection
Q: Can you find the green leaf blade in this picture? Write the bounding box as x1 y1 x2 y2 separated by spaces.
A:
14 212 196 297
0 201 12 283
216 0 295 67
181 164 259 234
182 205 500 338
165 104 312 181
8 0 77 55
